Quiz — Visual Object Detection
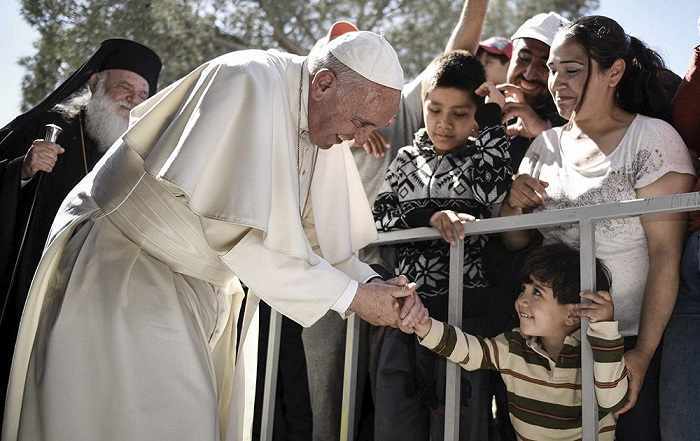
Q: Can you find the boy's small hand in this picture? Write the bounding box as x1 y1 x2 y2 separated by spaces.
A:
413 313 431 338
399 294 430 336
573 290 614 322
430 210 476 245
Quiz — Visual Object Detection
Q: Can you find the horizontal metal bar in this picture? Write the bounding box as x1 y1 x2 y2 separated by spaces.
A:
374 192 700 246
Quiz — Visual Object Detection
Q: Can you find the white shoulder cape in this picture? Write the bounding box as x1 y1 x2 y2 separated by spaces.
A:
118 49 376 264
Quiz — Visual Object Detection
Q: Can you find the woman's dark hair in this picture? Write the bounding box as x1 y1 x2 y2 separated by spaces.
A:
520 242 612 305
560 15 674 122
422 50 486 106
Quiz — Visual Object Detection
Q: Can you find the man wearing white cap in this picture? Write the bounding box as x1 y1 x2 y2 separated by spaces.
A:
447 1 569 167
2 32 416 441
503 11 570 152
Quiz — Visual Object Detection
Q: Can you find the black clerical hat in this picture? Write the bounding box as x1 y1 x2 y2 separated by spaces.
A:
0 38 162 137
94 39 162 95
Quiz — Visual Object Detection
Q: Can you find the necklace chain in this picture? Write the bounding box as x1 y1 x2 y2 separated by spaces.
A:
78 110 89 175
296 61 319 216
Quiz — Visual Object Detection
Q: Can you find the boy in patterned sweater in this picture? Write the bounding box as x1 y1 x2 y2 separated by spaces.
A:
371 50 512 441
401 243 629 441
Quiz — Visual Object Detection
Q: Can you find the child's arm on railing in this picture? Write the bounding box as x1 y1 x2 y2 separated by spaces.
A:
588 320 629 415
572 290 629 415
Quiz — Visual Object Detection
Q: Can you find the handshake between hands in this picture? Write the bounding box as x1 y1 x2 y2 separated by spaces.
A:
349 274 432 338
350 275 430 336
348 209 475 334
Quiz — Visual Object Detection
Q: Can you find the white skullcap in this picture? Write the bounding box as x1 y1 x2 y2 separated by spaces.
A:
511 12 571 47
327 31 404 90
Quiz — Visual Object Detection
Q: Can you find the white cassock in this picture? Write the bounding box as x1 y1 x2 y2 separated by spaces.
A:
2 50 379 441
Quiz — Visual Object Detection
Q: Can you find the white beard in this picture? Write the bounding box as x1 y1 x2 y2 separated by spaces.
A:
85 85 130 153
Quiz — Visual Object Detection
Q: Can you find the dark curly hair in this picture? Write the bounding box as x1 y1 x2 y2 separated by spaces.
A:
520 242 612 305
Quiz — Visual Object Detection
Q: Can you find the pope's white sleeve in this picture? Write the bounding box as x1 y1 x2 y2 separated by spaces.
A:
331 281 358 318
329 255 380 317
220 229 356 327
333 254 378 282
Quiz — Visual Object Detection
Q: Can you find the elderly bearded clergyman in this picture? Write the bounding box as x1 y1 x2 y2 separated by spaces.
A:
2 31 416 441
0 38 161 427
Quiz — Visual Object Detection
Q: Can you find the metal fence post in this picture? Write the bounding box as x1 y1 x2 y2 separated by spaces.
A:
445 239 465 441
579 219 599 441
260 309 283 441
340 314 361 441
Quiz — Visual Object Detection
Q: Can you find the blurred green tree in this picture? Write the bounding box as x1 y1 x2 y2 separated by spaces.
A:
17 0 597 109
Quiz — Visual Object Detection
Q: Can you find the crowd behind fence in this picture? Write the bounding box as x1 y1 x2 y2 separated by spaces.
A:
260 191 700 441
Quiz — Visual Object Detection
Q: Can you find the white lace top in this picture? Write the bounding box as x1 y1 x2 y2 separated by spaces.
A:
520 115 695 336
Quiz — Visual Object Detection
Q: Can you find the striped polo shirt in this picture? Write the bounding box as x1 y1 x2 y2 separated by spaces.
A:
419 320 629 441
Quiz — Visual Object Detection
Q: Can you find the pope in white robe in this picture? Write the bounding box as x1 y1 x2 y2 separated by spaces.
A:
2 31 411 441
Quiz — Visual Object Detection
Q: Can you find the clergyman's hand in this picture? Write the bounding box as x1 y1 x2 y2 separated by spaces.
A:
349 280 416 327
21 139 65 179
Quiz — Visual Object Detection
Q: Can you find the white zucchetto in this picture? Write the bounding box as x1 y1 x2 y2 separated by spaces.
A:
326 31 404 90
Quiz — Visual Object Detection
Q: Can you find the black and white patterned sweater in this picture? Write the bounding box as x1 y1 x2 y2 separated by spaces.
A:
373 117 512 299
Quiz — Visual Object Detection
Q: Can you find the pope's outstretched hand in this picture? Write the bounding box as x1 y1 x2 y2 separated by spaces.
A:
349 275 416 327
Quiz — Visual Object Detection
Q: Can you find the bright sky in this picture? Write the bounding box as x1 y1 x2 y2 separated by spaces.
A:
1 0 698 126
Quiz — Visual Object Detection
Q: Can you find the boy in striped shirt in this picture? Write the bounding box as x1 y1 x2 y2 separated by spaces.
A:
401 243 629 440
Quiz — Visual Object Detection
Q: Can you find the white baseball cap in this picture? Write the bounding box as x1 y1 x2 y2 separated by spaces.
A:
326 31 404 90
511 12 571 47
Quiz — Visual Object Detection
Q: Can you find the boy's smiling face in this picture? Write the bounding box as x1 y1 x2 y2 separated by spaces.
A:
423 86 478 153
515 275 575 338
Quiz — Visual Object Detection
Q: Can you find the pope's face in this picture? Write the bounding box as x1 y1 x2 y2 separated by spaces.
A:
308 70 400 148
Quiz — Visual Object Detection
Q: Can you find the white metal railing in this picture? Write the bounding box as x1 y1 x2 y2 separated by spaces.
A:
260 191 700 441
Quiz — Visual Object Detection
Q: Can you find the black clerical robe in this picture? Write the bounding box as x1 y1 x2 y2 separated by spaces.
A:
0 109 101 413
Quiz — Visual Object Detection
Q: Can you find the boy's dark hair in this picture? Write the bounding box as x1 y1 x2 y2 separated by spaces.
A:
421 50 486 105
519 243 612 305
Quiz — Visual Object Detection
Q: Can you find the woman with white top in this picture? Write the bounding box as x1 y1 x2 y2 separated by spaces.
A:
499 15 695 441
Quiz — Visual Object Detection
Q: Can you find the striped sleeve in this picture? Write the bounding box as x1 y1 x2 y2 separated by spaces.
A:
587 321 629 413
418 318 505 372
